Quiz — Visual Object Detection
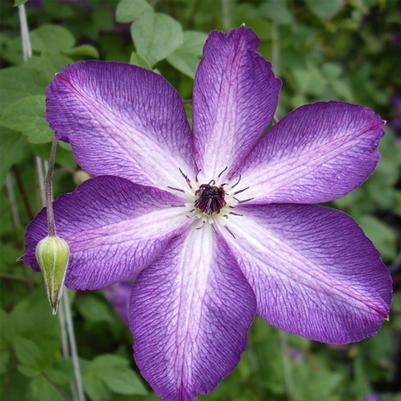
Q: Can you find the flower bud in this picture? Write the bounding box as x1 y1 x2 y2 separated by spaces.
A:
35 235 70 315
73 169 91 186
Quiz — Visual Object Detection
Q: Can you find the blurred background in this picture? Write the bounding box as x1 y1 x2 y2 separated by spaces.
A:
0 0 400 400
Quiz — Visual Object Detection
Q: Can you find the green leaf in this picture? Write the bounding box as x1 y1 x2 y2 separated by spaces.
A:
77 295 115 324
131 12 183 66
83 355 147 398
0 128 29 187
30 375 67 401
357 215 397 261
292 64 327 96
116 0 153 23
259 0 294 25
0 350 10 375
0 66 47 109
321 63 342 79
129 51 152 69
31 24 75 53
13 337 41 370
0 95 52 144
103 369 147 395
25 53 72 80
64 44 99 59
14 0 28 5
167 31 207 78
45 358 73 386
306 0 344 19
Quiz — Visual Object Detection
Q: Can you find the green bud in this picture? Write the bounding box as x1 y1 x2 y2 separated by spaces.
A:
35 235 70 315
73 169 91 186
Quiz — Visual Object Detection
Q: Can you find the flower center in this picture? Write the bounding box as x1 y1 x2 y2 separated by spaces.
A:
194 183 226 215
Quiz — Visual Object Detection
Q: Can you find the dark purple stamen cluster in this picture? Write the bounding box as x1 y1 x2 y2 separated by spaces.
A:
194 184 226 215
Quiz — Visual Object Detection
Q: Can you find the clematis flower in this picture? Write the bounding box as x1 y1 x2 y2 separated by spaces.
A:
23 27 392 401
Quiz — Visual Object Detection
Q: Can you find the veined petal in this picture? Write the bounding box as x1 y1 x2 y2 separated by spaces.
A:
222 204 392 344
46 61 195 191
24 176 189 290
236 102 384 204
192 27 281 180
131 226 256 401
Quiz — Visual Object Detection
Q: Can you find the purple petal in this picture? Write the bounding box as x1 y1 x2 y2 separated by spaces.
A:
222 204 392 344
47 61 195 190
192 27 281 181
24 176 189 290
130 226 256 401
235 102 384 204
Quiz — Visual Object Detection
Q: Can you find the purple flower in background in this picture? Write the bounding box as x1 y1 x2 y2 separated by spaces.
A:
365 393 381 401
390 94 401 134
24 27 392 401
102 282 132 323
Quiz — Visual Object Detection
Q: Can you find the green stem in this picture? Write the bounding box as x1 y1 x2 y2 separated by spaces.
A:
46 137 58 236
63 291 85 401
279 331 294 401
272 21 280 76
5 175 21 229
222 0 231 30
17 5 84 401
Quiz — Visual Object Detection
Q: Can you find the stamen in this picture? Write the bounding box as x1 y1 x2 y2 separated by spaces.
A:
237 197 254 204
233 186 250 195
217 166 228 178
179 168 193 189
170 204 186 207
195 221 206 230
167 186 185 193
229 211 243 216
231 175 242 189
208 179 216 185
224 225 236 239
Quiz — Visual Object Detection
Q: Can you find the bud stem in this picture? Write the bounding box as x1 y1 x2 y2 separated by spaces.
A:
46 136 58 236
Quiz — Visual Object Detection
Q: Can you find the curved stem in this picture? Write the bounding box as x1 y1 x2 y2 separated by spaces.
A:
17 5 85 401
222 0 231 30
63 291 86 401
279 331 294 401
46 137 58 236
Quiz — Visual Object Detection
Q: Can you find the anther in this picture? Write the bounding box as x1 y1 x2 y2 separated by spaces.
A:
233 186 250 195
224 225 236 239
179 168 193 189
195 221 206 230
229 211 243 216
237 197 254 204
231 175 242 189
167 186 185 193
217 166 228 178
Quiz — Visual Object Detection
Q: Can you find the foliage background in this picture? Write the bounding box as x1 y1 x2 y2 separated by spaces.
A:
0 0 400 400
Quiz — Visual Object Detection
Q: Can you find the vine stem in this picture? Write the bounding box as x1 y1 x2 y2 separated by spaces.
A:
272 21 280 76
5 175 21 228
222 0 231 30
63 291 85 401
279 331 294 401
46 137 58 236
17 4 85 401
